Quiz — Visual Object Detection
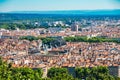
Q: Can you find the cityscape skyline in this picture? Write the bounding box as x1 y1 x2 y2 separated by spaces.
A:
0 0 120 12
0 0 120 79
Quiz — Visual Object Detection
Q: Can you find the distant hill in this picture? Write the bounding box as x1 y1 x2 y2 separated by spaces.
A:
9 9 120 15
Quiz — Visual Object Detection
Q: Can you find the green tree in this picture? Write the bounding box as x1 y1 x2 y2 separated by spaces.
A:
19 36 39 41
34 68 43 80
75 67 90 79
51 73 76 80
0 57 12 80
47 67 68 78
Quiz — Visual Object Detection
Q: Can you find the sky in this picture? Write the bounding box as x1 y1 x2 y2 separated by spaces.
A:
0 0 120 12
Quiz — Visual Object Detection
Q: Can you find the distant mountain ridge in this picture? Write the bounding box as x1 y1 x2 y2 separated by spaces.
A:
8 9 120 15
0 9 120 15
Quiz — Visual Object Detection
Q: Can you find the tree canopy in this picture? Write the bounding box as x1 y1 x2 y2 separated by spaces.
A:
75 66 115 80
0 57 119 80
64 36 120 43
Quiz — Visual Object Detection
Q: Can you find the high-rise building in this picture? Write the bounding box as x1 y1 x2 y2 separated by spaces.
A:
71 22 79 32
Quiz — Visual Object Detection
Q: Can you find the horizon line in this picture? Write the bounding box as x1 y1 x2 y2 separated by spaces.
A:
1 9 120 13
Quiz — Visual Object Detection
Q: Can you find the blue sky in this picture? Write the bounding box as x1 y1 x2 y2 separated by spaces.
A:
0 0 120 12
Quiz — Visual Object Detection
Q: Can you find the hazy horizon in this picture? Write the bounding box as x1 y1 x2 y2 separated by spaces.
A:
0 0 120 12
